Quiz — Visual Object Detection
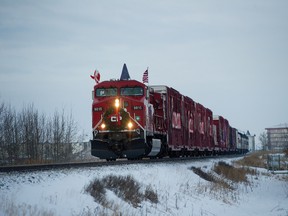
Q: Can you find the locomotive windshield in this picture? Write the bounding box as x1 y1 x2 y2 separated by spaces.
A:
96 88 117 97
120 87 144 96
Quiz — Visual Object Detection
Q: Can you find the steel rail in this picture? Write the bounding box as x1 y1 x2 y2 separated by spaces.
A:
0 154 243 173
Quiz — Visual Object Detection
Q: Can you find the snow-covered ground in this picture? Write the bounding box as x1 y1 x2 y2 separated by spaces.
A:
0 157 287 216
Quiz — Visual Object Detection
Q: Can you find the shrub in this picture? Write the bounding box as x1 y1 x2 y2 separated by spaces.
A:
144 185 158 203
104 175 142 207
191 166 233 190
191 166 217 182
214 161 248 183
85 175 158 209
85 179 108 207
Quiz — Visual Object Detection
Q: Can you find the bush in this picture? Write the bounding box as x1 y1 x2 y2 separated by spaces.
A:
85 175 158 208
144 185 158 204
191 166 233 190
214 161 248 183
104 175 142 207
191 166 216 182
85 179 107 207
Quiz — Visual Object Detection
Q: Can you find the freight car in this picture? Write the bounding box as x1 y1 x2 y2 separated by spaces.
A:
90 64 249 160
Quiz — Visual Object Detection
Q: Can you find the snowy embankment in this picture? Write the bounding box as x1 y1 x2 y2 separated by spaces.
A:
0 157 287 216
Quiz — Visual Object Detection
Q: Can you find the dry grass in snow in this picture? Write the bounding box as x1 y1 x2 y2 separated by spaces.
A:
85 175 158 210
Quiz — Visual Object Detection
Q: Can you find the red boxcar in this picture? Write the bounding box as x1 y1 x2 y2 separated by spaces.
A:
184 96 196 152
151 86 184 155
151 86 213 156
213 115 230 153
205 108 214 152
229 127 237 153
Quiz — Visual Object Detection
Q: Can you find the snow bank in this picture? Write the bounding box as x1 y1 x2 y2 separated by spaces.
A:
0 157 287 216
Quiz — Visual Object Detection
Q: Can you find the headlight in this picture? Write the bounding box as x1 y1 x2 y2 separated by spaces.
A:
115 98 120 108
127 122 133 129
100 123 106 129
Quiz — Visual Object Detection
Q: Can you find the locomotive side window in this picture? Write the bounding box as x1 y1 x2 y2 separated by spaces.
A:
120 87 144 96
96 88 117 97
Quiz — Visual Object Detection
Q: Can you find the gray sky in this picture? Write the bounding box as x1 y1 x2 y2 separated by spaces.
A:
1 0 288 145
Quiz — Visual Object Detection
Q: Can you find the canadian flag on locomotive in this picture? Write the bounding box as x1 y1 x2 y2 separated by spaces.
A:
90 69 101 84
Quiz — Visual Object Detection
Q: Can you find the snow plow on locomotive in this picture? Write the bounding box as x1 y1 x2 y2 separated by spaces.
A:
90 64 249 161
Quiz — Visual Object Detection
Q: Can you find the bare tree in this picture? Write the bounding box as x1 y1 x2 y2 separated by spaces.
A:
48 109 77 162
38 113 47 163
0 101 79 165
259 131 268 150
0 101 6 163
63 111 77 161
18 104 43 163
2 105 20 164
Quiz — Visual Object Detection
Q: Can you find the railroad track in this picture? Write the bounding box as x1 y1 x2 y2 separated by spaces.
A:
0 154 244 173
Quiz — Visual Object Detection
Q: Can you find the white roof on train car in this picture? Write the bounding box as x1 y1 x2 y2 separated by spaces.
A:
150 85 168 94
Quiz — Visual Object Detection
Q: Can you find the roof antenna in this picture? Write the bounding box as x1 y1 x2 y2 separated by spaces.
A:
120 63 131 80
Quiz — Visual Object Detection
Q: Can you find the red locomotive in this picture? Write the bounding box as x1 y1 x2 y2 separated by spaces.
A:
90 64 248 160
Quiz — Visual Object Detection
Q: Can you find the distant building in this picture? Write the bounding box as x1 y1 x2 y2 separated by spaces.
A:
265 124 288 151
246 130 256 152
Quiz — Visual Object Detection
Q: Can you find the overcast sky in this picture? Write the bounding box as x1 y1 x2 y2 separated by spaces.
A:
1 0 287 145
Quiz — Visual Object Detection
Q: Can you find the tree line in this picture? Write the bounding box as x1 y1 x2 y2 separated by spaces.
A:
0 101 79 165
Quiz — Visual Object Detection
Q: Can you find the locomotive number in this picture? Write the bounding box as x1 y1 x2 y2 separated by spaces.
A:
94 107 103 112
133 106 143 110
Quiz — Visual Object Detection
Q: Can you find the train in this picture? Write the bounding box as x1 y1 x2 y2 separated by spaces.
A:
90 64 249 161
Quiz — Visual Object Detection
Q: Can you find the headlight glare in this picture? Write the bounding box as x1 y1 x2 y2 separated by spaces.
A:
115 98 120 108
100 123 106 129
127 122 133 129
